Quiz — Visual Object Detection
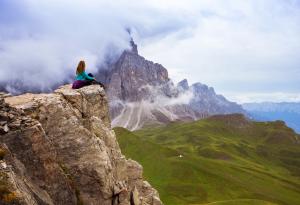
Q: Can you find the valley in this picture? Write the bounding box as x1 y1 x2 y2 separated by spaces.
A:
115 114 300 205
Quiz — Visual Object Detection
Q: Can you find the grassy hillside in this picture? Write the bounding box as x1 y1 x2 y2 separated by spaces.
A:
114 114 300 205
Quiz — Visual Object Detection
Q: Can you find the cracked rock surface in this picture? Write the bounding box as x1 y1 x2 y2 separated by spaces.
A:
0 85 162 205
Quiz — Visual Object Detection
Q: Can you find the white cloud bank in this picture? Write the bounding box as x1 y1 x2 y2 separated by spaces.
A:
224 92 300 103
139 0 300 102
0 0 192 93
0 0 299 102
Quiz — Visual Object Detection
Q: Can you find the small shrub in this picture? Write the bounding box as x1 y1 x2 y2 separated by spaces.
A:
3 192 18 203
0 148 6 160
0 173 18 204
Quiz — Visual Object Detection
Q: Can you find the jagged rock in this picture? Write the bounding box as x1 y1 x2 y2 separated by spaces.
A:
130 38 138 55
189 83 245 115
3 124 9 133
97 50 196 130
0 39 246 131
131 186 140 205
93 41 246 131
177 79 189 91
0 85 163 205
100 51 169 102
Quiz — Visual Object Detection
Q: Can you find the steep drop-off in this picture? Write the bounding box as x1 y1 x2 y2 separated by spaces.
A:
0 85 162 205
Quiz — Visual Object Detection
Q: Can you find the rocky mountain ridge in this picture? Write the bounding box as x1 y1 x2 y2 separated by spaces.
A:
98 42 246 130
0 85 162 205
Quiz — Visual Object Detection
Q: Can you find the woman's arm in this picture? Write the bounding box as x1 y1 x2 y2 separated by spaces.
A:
83 72 94 81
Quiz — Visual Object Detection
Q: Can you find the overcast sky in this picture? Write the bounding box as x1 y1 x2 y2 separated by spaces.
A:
0 0 299 102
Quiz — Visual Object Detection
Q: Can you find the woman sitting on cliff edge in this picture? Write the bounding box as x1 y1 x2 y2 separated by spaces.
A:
72 60 105 89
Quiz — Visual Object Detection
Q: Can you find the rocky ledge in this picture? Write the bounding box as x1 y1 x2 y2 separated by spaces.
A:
0 85 162 205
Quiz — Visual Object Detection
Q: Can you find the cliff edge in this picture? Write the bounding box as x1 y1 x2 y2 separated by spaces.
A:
0 85 162 205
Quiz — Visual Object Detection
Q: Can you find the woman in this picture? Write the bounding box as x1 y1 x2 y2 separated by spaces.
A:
72 60 105 89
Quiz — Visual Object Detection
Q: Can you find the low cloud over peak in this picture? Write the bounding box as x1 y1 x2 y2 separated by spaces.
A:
0 0 191 93
0 0 299 101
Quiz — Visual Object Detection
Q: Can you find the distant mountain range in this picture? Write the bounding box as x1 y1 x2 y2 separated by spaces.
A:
243 102 300 133
97 39 245 130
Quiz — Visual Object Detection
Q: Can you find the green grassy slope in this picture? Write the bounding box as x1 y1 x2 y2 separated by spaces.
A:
198 199 278 205
114 114 300 205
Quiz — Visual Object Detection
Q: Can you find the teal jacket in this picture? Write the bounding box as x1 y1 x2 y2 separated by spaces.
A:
76 71 94 81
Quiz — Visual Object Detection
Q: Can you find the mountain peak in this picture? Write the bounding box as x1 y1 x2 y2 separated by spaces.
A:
96 42 246 130
126 27 138 54
177 79 189 91
130 38 138 54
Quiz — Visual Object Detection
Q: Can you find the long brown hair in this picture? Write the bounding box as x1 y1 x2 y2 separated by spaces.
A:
76 60 86 75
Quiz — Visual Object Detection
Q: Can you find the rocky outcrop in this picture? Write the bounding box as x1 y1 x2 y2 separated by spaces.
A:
0 85 163 205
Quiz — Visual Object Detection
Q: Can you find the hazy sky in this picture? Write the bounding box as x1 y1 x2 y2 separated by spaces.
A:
138 0 300 103
0 0 299 102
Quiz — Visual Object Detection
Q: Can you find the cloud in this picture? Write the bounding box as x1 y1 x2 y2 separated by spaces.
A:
110 82 195 130
139 0 300 101
0 0 299 102
138 83 194 106
0 0 193 93
224 92 300 103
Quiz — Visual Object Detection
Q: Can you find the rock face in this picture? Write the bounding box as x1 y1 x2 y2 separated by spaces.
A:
96 42 246 130
0 85 163 205
98 50 170 103
189 83 245 115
